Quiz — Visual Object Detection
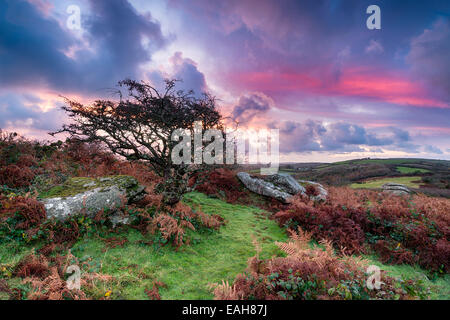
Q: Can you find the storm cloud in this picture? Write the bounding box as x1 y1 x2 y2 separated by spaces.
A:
0 0 167 93
269 120 422 154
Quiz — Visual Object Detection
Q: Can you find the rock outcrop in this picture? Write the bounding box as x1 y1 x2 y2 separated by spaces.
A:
382 183 412 196
298 180 328 202
39 176 145 222
236 172 295 203
264 174 306 195
236 172 327 203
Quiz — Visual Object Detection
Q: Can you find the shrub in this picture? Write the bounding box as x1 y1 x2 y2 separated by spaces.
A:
0 194 47 241
305 184 319 197
0 133 41 188
9 252 113 300
193 168 249 204
0 164 36 189
129 196 224 249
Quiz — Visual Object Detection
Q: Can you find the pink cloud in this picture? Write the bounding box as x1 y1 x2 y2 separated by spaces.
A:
228 66 449 109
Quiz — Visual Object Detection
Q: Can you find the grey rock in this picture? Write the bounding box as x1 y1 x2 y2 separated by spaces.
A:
237 172 295 203
298 180 328 202
237 172 329 203
40 176 146 222
109 212 131 228
382 183 412 196
264 174 306 195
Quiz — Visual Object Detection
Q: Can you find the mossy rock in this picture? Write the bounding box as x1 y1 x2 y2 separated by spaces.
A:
38 176 145 221
39 176 140 199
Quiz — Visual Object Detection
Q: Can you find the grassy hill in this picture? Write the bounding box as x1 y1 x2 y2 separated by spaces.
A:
274 158 450 198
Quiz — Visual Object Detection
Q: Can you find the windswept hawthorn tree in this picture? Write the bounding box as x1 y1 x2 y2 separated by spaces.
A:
52 79 225 205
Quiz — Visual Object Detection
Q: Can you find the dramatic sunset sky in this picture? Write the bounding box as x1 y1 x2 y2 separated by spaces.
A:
1 0 449 162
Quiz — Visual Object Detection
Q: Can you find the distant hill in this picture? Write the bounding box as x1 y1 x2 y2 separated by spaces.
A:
246 158 450 198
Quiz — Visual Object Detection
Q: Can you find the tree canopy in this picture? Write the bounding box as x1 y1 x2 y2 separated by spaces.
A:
52 79 225 204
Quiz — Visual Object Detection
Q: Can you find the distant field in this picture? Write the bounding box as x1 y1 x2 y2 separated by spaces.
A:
315 158 431 170
333 159 410 165
248 169 295 175
396 166 430 174
332 158 445 166
350 176 423 189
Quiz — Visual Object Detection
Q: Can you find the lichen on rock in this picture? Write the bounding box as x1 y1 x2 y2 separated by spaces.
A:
38 176 146 222
237 172 328 203
381 183 412 196
39 176 141 199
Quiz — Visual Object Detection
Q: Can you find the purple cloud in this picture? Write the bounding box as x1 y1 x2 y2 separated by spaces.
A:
0 93 65 132
232 92 273 124
424 145 443 154
267 120 421 154
407 18 450 103
170 52 207 95
0 0 167 93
